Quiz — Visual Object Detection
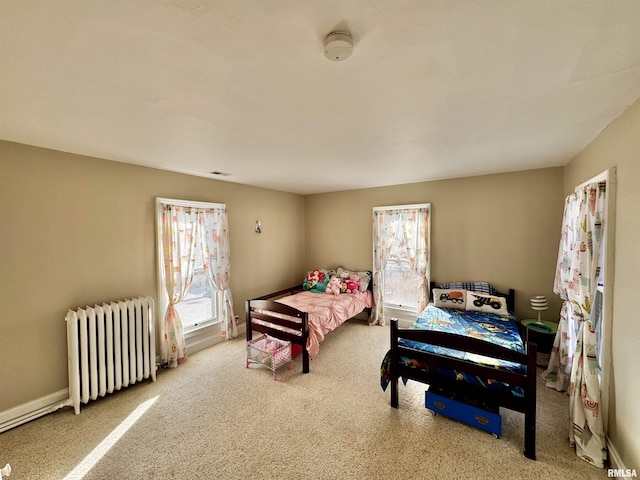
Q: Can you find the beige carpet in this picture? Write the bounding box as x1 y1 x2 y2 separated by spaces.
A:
0 320 607 479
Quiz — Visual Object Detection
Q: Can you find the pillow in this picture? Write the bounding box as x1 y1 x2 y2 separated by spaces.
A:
433 288 467 310
302 269 330 293
440 281 496 295
336 267 371 292
465 291 508 316
356 271 372 292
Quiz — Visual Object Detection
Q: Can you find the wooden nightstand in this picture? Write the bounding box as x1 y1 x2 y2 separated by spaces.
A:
521 319 558 367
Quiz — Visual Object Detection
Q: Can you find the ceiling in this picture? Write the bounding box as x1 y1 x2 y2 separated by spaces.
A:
2 1 640 195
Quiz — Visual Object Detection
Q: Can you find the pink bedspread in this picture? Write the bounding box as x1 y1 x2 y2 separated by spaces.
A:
275 291 373 359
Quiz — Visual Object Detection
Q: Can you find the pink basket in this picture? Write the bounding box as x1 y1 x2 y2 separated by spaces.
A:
246 334 292 380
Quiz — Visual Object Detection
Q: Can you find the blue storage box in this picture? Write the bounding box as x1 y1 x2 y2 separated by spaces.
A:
425 390 501 438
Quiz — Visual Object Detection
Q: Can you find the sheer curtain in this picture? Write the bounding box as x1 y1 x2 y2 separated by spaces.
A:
199 208 236 339
160 205 198 367
371 209 395 326
406 207 430 314
371 205 430 326
542 181 607 467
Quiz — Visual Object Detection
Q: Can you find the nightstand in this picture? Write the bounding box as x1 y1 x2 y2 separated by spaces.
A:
521 319 558 367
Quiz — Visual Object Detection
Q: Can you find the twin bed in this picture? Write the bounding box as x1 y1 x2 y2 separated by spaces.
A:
381 281 537 460
245 268 373 373
246 275 537 460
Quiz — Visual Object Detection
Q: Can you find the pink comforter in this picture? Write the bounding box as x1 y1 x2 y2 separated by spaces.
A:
276 291 373 359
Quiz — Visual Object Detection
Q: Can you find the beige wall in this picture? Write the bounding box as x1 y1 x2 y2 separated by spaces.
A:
564 97 640 470
0 140 305 412
305 167 565 319
5 114 637 470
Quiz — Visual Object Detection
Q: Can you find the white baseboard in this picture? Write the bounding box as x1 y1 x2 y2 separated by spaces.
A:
188 332 224 355
188 320 246 355
0 389 70 433
387 315 416 328
237 321 246 336
607 436 625 469
384 307 418 329
396 318 416 328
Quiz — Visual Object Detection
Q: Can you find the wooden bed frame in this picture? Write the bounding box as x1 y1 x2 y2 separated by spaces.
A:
246 277 373 374
246 285 312 373
388 285 537 460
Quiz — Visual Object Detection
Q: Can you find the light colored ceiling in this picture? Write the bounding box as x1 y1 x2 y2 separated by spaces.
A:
2 1 640 195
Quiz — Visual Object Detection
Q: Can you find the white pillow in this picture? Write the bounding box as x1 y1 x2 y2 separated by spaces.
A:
433 288 467 310
465 291 508 316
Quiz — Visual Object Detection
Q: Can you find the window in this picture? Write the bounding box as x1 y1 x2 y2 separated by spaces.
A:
173 251 221 331
156 198 234 361
384 230 423 310
372 204 431 325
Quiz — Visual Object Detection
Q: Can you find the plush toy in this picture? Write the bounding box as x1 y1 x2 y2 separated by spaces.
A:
325 276 342 297
346 273 361 293
303 269 329 293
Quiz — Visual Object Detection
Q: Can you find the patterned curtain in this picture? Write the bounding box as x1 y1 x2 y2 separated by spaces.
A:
198 207 237 339
543 194 580 391
542 181 607 467
403 207 430 313
371 206 430 326
160 205 198 367
372 209 393 325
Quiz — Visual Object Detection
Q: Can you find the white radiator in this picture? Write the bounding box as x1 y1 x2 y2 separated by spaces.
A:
66 296 156 414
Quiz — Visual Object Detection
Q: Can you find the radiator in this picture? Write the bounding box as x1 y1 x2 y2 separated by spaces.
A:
66 296 156 414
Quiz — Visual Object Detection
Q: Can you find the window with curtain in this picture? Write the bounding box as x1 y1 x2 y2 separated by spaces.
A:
371 204 431 326
173 232 222 330
541 176 609 467
155 198 236 368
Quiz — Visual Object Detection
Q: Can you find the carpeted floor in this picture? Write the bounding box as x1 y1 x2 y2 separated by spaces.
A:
0 320 607 479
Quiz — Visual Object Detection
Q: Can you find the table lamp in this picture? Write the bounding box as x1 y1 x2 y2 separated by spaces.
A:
529 295 552 332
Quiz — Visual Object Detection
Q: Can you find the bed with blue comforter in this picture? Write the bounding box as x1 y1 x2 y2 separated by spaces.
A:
381 283 537 460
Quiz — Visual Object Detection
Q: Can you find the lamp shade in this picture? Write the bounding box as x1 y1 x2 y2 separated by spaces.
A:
530 296 548 311
530 295 548 323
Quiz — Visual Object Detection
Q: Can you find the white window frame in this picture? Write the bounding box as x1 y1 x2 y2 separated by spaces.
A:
155 197 226 351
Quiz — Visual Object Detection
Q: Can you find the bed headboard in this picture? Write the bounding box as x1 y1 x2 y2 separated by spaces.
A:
429 281 516 313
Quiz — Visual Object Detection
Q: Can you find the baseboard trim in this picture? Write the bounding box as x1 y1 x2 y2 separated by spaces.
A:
237 321 246 335
188 321 247 355
396 318 415 328
385 309 418 329
0 389 70 433
188 332 226 355
607 436 625 469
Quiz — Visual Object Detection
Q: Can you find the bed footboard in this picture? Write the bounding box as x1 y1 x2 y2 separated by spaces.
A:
389 319 537 460
246 286 310 373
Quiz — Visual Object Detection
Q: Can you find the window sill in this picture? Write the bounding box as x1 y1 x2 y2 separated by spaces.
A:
184 319 221 337
384 304 419 314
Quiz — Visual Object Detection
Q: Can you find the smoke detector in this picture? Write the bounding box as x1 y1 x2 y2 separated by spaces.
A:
323 31 353 61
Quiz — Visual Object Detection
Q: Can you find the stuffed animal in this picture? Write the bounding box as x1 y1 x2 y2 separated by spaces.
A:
303 269 329 293
339 270 350 282
325 276 342 297
346 273 361 293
